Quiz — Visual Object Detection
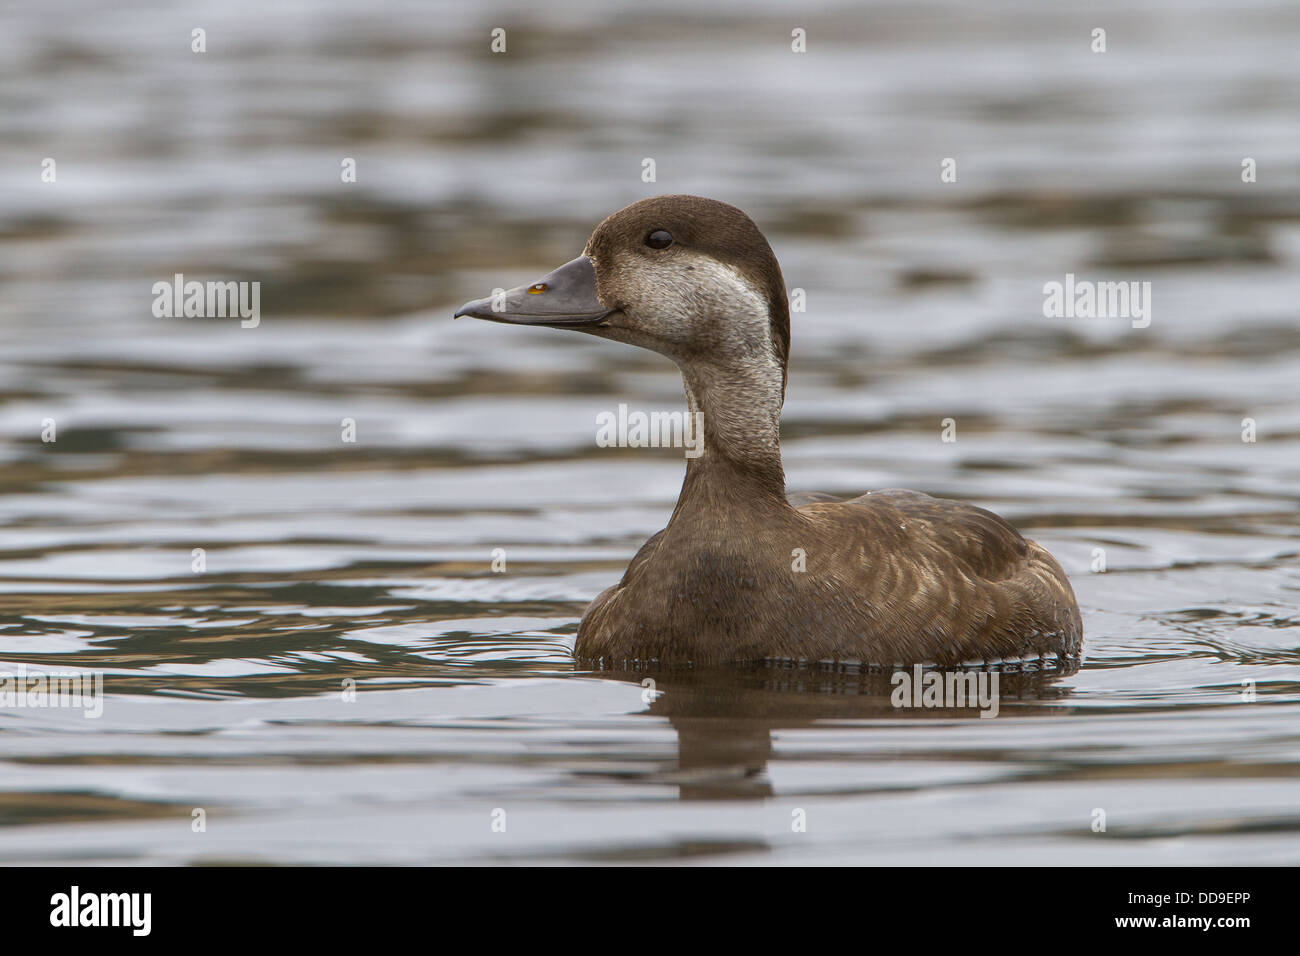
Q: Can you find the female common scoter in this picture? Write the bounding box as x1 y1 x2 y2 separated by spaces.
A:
455 196 1082 668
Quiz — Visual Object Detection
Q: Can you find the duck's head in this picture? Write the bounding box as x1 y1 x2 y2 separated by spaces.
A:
454 195 790 387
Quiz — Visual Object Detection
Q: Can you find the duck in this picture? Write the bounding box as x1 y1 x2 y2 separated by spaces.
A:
455 195 1083 669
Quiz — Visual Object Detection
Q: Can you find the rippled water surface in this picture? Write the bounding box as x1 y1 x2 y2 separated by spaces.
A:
2 0 1299 864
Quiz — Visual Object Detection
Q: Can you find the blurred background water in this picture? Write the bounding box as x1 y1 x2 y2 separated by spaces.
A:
1 0 1299 864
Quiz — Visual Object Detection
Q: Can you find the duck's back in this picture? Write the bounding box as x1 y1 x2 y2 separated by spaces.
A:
793 489 1082 666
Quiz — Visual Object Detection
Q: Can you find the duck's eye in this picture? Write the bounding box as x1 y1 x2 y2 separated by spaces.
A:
527 283 547 294
645 230 673 250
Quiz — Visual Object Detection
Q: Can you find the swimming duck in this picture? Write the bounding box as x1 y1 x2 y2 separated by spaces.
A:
455 196 1082 668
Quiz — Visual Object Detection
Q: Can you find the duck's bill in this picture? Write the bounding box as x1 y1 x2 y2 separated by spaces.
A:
453 255 613 327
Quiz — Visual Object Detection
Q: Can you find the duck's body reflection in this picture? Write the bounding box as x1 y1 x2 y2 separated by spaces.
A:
596 661 1079 801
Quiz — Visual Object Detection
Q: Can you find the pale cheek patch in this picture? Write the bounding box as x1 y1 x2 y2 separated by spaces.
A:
623 252 777 365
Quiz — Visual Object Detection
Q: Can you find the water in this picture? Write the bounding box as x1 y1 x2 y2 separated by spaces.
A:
1 0 1299 864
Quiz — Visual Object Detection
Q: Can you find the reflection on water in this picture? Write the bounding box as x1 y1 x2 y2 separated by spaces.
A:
628 664 1079 802
2 0 1300 864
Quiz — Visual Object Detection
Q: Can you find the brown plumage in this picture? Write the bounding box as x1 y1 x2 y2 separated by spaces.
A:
455 195 1083 668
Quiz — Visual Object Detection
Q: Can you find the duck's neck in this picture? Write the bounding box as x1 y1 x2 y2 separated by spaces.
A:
673 358 789 514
